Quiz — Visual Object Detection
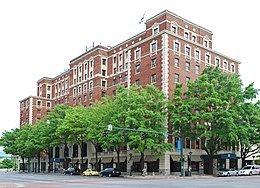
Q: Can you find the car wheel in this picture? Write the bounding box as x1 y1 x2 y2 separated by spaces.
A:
70 172 73 175
227 173 230 177
89 173 92 176
249 172 252 176
64 173 66 175
100 173 103 177
83 173 86 176
109 173 112 177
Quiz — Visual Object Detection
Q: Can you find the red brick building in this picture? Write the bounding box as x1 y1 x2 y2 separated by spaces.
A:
19 10 240 175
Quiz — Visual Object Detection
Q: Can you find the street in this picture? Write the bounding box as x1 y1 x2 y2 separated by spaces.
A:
0 171 260 188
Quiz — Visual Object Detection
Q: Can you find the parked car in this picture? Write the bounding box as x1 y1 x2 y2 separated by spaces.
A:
238 165 260 176
99 168 121 177
63 167 81 175
83 169 99 176
217 168 238 177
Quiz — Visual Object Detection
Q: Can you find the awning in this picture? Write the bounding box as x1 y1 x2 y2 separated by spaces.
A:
131 156 141 162
170 155 180 161
89 158 100 164
145 155 158 162
101 158 112 163
201 153 237 160
190 155 202 162
113 157 127 163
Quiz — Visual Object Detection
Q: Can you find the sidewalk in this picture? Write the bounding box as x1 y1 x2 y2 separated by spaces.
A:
123 174 215 179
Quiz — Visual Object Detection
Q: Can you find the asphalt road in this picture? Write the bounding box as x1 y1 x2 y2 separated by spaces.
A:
0 171 260 188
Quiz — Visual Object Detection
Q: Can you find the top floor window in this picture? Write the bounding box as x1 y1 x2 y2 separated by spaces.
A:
215 58 220 67
153 27 159 35
184 32 189 40
135 49 141 60
192 35 196 42
231 64 235 72
171 24 177 34
102 58 106 66
204 40 208 47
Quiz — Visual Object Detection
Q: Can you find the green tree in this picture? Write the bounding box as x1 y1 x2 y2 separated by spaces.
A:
170 67 245 174
236 83 260 166
1 158 13 169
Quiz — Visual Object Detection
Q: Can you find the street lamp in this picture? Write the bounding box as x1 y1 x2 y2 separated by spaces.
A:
189 151 192 176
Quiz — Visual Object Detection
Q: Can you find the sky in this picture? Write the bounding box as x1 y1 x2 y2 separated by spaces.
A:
0 0 259 145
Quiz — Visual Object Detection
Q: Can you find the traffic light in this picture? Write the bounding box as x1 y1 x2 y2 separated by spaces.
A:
103 130 108 138
141 132 145 140
121 131 126 139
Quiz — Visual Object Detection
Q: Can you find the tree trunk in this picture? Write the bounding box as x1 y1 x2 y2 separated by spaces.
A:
64 141 68 169
37 153 41 173
140 152 144 174
116 149 120 169
95 145 98 171
81 141 84 172
22 157 25 172
208 155 214 175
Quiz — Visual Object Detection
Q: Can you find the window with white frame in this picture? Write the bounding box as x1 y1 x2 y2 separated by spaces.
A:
78 86 82 94
195 65 200 74
37 100 41 107
84 63 88 70
192 35 196 42
231 64 235 72
89 93 92 100
223 61 228 70
102 80 106 87
151 58 156 68
125 50 129 61
171 24 178 34
151 41 157 54
79 65 82 73
125 62 129 70
74 68 77 75
186 77 190 84
184 32 189 40
174 74 179 83
119 53 123 63
185 46 191 56
102 58 107 66
73 88 76 95
113 56 117 64
135 49 141 60
46 102 51 108
84 84 87 93
204 39 208 47
185 138 191 148
195 50 200 60
174 41 180 52
174 58 179 68
205 53 211 64
153 27 159 35
136 79 140 86
90 60 93 68
151 74 156 83
215 57 220 67
135 64 140 74
186 62 190 71
89 81 93 90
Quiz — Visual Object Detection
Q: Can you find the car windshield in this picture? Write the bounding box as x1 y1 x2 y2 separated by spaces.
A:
242 166 251 170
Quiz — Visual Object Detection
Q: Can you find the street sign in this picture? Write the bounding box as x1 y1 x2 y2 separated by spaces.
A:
108 124 113 131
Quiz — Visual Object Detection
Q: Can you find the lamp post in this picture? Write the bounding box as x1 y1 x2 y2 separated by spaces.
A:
129 153 132 176
189 152 192 176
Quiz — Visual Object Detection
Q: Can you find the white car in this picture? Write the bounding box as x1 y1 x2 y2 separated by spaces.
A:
218 168 238 177
238 165 260 176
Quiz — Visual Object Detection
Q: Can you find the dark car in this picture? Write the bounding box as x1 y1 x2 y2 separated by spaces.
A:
63 167 81 175
99 168 121 177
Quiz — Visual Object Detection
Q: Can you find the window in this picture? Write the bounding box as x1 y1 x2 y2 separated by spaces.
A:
185 138 191 148
78 97 81 103
195 50 200 60
74 69 77 75
89 81 93 90
73 88 76 95
136 79 140 86
73 98 76 104
174 42 180 52
119 76 123 83
37 109 41 114
205 54 210 64
84 74 87 80
90 93 93 100
113 67 117 74
151 58 156 68
90 71 93 78
47 86 51 91
174 137 179 148
119 54 123 62
37 101 41 106
113 56 117 64
47 94 50 99
46 102 51 108
186 62 190 71
231 64 235 72
125 50 129 61
223 61 228 70
186 77 190 84
79 66 82 73
119 65 123 72
153 27 159 35
102 58 106 66
78 86 82 94
136 64 140 73
195 65 200 74
79 76 82 82
84 84 87 92
192 35 196 42
184 32 189 40
174 74 179 83
74 78 76 85
113 78 116 85
102 69 106 76
185 46 191 56
90 60 93 67
204 40 208 47
102 80 106 87
174 58 179 68
151 74 156 83
135 49 141 60
151 42 157 53
125 62 129 70
171 24 177 34
84 63 88 70
84 95 86 101
113 90 116 95
215 58 220 67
